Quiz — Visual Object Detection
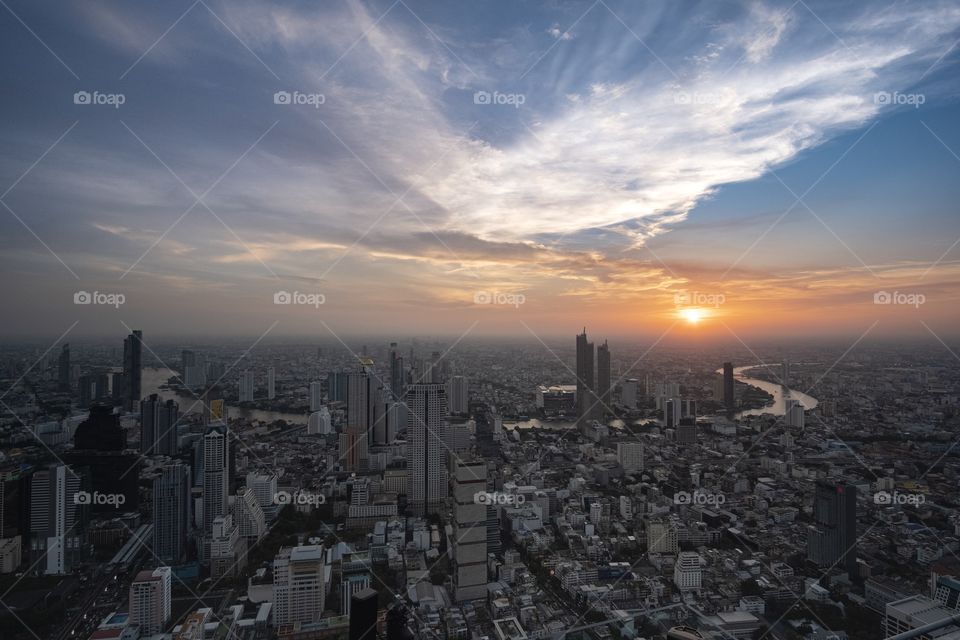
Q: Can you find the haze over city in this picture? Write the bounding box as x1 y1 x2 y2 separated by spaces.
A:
2 2 960 640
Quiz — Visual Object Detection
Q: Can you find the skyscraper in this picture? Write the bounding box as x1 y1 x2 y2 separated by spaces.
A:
407 383 449 515
267 367 276 400
238 370 255 403
141 394 179 456
58 343 70 392
807 480 858 574
446 375 469 416
273 545 326 627
123 330 143 412
152 463 190 564
453 461 487 602
389 342 403 398
202 427 229 533
129 567 172 635
349 587 379 640
596 340 610 416
29 464 86 574
576 329 595 424
722 362 735 413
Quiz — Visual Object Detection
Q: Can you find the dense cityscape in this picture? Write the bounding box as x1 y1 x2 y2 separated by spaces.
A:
2 0 960 639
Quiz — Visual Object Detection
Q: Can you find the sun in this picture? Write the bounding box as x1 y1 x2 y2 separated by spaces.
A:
680 307 705 324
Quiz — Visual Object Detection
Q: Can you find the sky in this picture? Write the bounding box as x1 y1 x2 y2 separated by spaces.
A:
1 0 959 343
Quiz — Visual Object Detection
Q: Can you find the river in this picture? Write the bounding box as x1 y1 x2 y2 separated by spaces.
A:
141 367 309 424
721 365 818 417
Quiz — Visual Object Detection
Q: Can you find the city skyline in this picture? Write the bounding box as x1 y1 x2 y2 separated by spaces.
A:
0 0 959 339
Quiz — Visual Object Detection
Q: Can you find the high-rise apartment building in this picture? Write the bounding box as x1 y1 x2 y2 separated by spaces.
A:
446 375 469 416
123 330 143 412
153 463 190 564
273 545 326 626
406 384 448 515
141 394 180 455
202 427 229 533
807 480 858 574
129 567 172 635
453 461 487 602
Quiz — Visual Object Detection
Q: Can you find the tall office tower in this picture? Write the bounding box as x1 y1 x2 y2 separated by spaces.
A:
267 367 276 400
273 545 326 627
575 329 595 424
30 464 85 574
371 386 389 445
231 487 266 541
617 442 643 472
111 371 127 406
722 362 735 412
94 372 110 401
785 398 805 428
123 330 143 412
384 401 405 444
78 375 93 408
67 405 140 513
807 480 858 574
429 351 443 384
664 398 680 429
129 567 172 635
446 376 469 416
327 371 348 403
308 380 324 412
245 472 277 508
621 378 638 409
153 464 190 564
238 370 255 403
674 551 703 592
453 461 487 602
308 407 333 436
596 340 611 415
58 343 70 392
338 427 368 472
406 384 449 515
349 587 379 640
141 394 180 456
781 359 790 386
202 427 229 533
389 342 403 398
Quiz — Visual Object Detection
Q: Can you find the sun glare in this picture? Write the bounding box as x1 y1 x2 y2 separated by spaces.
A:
681 307 705 324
